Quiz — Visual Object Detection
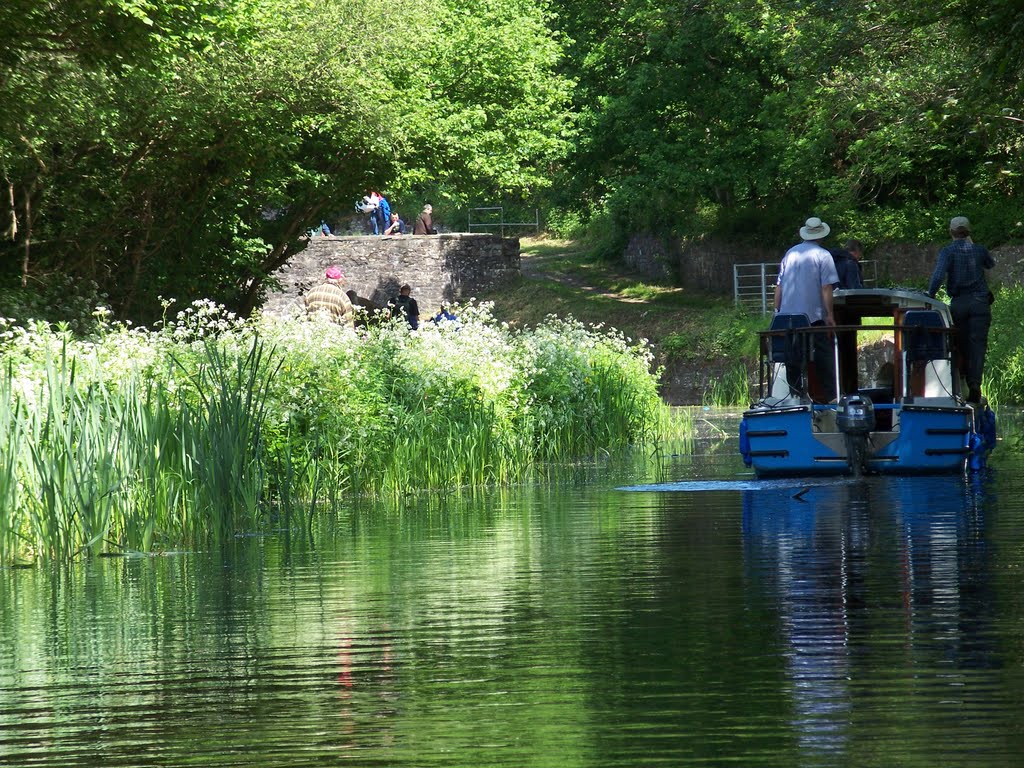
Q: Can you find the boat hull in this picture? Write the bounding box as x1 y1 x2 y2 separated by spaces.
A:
740 404 973 477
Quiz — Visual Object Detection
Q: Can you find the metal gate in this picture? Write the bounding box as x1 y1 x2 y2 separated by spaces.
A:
734 261 877 314
468 206 540 238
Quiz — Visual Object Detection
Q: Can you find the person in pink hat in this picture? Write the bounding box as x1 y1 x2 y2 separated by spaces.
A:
303 266 354 326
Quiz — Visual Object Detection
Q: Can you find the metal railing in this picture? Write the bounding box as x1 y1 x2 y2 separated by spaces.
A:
734 260 878 314
734 262 781 314
468 206 540 238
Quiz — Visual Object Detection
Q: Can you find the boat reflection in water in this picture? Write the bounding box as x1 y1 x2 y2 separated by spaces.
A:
741 474 994 763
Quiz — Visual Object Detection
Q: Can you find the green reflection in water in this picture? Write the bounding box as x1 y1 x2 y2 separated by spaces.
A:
3 419 1024 766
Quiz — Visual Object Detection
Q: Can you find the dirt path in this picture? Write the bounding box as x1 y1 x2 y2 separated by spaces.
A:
519 250 651 303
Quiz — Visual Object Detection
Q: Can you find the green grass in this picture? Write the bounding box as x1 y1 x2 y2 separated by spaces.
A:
494 237 741 356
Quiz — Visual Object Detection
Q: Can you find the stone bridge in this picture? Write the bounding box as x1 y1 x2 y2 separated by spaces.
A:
263 233 520 317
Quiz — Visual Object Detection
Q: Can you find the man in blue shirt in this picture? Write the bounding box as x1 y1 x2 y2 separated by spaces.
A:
927 216 995 403
775 217 840 401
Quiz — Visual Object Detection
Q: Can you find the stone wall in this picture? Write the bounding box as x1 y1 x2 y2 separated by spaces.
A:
263 233 520 317
638 235 1024 297
871 242 1024 288
623 234 674 280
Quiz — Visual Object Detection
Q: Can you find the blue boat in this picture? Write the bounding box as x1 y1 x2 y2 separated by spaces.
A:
739 288 996 477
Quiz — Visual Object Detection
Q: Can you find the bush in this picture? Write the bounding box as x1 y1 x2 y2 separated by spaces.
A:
0 300 664 562
984 285 1024 405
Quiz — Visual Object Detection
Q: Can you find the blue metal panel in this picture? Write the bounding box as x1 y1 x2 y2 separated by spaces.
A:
742 407 843 477
869 407 971 474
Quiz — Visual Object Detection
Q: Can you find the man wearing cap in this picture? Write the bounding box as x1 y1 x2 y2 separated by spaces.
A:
775 216 840 401
927 216 995 403
304 266 355 327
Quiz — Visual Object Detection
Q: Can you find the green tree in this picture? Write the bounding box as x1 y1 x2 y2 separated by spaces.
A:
1 0 572 323
549 0 1024 250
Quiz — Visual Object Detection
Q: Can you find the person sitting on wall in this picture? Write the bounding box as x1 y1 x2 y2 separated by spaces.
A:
383 212 406 235
303 266 354 327
413 204 436 235
391 283 420 330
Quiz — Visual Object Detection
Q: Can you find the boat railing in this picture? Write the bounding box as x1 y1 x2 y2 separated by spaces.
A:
755 320 960 404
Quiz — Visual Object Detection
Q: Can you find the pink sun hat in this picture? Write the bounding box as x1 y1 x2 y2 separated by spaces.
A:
325 266 344 280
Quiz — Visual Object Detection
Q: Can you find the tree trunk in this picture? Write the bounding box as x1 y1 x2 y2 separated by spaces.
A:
2 177 16 241
21 184 34 289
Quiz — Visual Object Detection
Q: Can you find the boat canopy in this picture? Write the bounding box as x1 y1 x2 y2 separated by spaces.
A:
832 288 952 325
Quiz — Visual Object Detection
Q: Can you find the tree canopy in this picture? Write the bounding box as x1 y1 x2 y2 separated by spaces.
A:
2 0 1022 323
1 0 571 322
548 0 1024 250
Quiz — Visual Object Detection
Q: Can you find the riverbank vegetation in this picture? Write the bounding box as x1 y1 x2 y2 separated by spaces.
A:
4 2 1023 327
492 238 765 404
0 301 669 563
498 238 1024 407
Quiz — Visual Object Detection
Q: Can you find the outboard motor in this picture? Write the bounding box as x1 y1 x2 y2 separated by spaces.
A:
836 394 875 476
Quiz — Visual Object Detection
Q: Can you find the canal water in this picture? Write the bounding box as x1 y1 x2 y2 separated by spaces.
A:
3 412 1024 767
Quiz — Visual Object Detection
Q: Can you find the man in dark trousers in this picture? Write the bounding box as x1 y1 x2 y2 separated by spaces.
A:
927 216 995 403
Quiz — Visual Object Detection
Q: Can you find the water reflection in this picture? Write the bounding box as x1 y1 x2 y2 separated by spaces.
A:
741 474 995 766
4 433 1024 766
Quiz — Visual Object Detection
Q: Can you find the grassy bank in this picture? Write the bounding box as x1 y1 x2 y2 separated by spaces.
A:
497 237 1024 408
483 237 764 405
0 300 679 564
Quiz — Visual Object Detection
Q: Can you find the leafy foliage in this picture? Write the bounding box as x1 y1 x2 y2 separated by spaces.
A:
0 0 571 322
0 300 664 562
547 0 1024 249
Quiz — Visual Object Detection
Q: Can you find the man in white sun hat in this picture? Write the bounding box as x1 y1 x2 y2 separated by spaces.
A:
774 216 840 402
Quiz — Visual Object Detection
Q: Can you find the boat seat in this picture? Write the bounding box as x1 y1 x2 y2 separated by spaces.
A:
857 386 893 405
902 310 947 361
769 313 810 364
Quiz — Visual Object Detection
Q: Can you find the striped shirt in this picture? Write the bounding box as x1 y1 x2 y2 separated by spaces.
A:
304 282 354 325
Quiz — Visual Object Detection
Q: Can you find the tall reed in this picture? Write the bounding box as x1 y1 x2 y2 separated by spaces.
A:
115 377 187 552
21 344 123 560
702 363 753 407
1 300 668 562
173 338 280 541
0 364 25 563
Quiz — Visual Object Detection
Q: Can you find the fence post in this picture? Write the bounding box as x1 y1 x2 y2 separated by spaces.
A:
760 263 768 315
